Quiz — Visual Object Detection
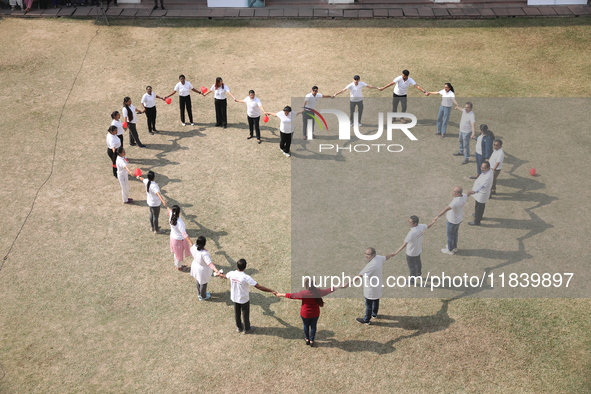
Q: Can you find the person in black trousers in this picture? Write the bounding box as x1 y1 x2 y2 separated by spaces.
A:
165 75 203 126
122 97 146 148
141 86 165 134
203 77 236 129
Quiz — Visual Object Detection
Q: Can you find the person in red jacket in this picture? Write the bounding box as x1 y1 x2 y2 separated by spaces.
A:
275 279 347 347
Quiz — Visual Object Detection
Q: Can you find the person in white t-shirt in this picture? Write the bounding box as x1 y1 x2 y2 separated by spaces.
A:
302 85 329 140
488 139 505 196
190 236 222 301
140 85 165 134
235 90 266 144
432 186 468 255
426 83 459 138
452 102 476 164
122 97 146 148
167 205 193 271
468 162 493 226
392 215 436 284
165 74 203 126
115 147 134 204
136 171 167 233
333 75 379 126
219 259 276 334
266 106 301 157
110 110 125 147
379 69 427 123
106 126 121 178
203 77 236 129
354 248 395 325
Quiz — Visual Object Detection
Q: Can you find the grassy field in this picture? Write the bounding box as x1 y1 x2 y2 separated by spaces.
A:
1 17 591 393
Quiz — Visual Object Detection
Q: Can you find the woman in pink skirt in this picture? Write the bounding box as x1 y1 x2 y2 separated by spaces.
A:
167 205 193 271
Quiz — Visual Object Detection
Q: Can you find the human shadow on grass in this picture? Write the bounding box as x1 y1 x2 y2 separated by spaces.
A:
208 290 296 330
316 300 454 354
156 129 208 141
420 150 559 298
438 204 554 297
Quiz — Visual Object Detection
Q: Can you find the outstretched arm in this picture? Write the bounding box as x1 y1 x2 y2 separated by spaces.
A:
379 81 395 91
384 252 396 260
392 241 408 256
254 283 275 293
333 88 347 98
433 206 452 223
414 84 427 94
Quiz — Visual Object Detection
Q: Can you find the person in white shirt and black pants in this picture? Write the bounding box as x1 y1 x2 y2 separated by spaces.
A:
165 74 203 126
379 69 427 122
141 86 165 134
266 106 301 158
122 97 146 148
219 259 276 334
235 90 266 144
203 77 235 129
106 126 121 178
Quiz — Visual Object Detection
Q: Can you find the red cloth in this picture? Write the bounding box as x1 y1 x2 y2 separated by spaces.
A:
286 288 335 318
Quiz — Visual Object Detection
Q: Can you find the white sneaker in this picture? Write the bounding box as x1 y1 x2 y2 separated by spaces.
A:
191 123 196 126
358 123 363 127
285 152 291 157
441 248 454 255
182 123 187 126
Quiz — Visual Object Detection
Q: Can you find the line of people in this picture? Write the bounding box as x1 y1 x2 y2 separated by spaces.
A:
102 70 506 345
105 70 467 161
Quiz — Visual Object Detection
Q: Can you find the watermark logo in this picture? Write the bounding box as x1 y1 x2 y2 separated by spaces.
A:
308 109 418 153
303 107 329 133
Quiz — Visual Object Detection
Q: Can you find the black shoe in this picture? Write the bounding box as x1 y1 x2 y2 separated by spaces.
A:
247 136 254 139
468 221 480 226
453 152 463 156
130 143 137 146
149 131 154 135
138 144 147 148
243 326 255 334
152 4 157 9
372 314 378 319
160 5 164 9
461 159 469 165
153 129 158 133
469 176 478 180
356 318 370 325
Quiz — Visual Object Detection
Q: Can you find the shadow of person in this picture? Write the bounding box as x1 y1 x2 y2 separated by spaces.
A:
320 333 398 354
249 299 453 354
